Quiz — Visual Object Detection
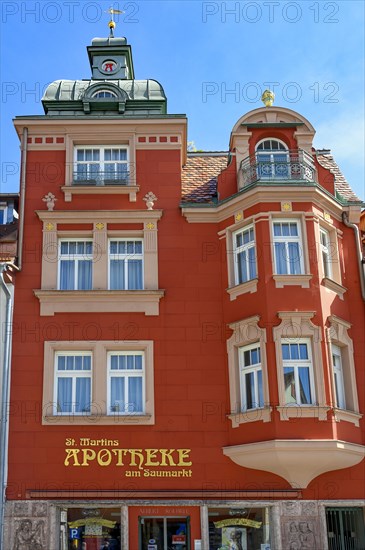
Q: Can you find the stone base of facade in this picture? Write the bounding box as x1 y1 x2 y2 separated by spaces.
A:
3 499 365 550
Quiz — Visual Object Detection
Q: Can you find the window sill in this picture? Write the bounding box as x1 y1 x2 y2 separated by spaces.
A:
43 413 153 425
321 277 347 300
277 405 330 421
61 184 140 203
228 406 272 427
34 289 165 316
273 274 312 288
226 278 258 301
333 408 362 427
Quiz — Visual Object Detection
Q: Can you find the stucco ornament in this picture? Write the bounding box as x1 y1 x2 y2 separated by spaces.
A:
42 192 57 211
143 191 157 210
13 519 45 550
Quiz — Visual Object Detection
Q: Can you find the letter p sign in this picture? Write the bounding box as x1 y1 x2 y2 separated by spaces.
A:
70 528 79 539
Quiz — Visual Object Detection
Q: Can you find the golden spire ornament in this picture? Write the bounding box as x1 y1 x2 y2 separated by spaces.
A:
261 89 275 107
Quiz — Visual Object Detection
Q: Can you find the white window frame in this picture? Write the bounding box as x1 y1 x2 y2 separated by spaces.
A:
54 351 92 415
226 316 271 426
58 238 94 290
326 316 361 426
108 238 144 290
233 225 257 285
43 340 155 425
74 145 129 183
91 90 118 99
107 351 145 415
272 219 304 275
239 342 263 412
281 338 316 406
256 138 289 180
273 311 328 421
320 227 333 279
331 344 346 410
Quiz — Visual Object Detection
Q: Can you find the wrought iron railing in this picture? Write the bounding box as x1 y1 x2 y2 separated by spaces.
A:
240 149 317 187
72 170 130 186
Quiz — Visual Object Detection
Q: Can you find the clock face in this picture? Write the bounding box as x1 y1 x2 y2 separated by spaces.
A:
101 60 118 74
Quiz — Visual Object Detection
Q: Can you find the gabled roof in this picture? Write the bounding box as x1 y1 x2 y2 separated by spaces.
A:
316 153 362 203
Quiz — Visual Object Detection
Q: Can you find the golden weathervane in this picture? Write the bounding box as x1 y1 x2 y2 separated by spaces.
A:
105 6 124 37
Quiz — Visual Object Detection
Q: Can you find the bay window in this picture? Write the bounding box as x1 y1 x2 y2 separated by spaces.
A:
282 339 315 406
331 345 346 410
320 227 333 279
233 225 257 285
239 343 263 411
272 220 304 275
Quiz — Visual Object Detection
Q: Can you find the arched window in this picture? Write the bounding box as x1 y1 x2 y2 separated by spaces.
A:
256 139 290 179
92 90 117 99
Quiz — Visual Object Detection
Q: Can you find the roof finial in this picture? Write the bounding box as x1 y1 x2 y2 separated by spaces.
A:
261 89 275 107
106 6 124 38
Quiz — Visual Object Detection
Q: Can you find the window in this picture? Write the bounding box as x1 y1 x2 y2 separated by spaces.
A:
256 139 289 180
58 240 93 290
108 352 145 414
91 90 117 98
233 225 257 285
326 316 361 426
43 340 155 425
273 311 328 420
54 352 92 415
282 339 315 405
272 220 304 275
35 211 164 316
331 345 346 410
226 316 271 426
0 206 7 224
320 227 333 279
74 146 129 185
109 239 143 290
239 343 263 411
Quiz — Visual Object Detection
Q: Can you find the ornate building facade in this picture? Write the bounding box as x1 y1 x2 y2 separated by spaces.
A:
4 29 365 550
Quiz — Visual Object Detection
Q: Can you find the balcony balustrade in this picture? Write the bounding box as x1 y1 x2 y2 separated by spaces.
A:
72 170 130 186
240 149 317 187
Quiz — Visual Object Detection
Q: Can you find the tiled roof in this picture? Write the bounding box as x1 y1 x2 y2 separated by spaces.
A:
181 151 362 205
181 154 228 203
316 152 362 203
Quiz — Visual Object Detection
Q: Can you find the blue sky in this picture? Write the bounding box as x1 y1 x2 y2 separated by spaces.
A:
1 0 364 200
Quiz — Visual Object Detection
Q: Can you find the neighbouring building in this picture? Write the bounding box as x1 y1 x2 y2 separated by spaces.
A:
0 194 19 549
4 26 365 550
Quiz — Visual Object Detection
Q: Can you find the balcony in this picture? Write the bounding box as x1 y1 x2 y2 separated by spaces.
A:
72 170 130 186
240 149 316 187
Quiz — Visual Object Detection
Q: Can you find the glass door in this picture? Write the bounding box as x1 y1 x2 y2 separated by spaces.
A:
139 517 190 550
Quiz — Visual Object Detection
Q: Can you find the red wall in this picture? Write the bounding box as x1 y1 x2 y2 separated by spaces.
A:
7 144 365 504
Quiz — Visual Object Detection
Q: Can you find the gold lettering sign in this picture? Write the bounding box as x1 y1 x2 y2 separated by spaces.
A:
63 439 193 478
214 518 262 529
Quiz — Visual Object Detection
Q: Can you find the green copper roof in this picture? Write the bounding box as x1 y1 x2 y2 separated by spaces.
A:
41 35 167 116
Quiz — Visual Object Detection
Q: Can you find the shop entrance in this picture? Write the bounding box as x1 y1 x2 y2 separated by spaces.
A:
139 516 190 550
65 508 121 550
326 507 365 550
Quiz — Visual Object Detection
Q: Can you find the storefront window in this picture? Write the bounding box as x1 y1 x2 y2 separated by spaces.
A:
67 508 121 550
208 507 270 550
139 516 189 550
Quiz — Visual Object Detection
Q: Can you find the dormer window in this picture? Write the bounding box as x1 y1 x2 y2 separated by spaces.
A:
256 139 290 179
92 90 118 99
